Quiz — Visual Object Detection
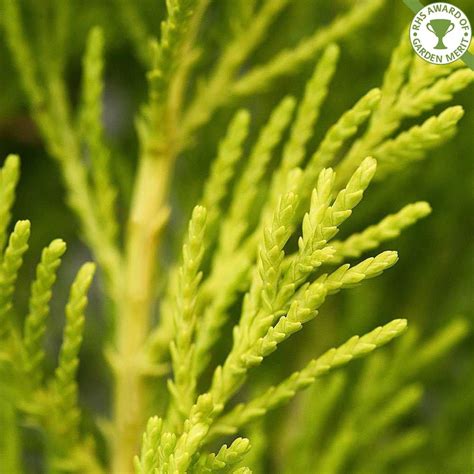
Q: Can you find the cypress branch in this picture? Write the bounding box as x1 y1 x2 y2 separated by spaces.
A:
329 202 432 262
134 416 163 474
397 69 474 117
2 4 473 472
0 221 31 339
80 26 118 243
51 262 95 444
336 36 473 186
374 28 413 119
242 252 399 369
181 0 291 137
265 44 340 216
219 96 296 256
303 89 381 194
232 0 383 97
168 206 207 426
407 318 469 376
405 57 464 97
280 44 340 172
201 109 251 232
192 437 251 472
232 468 252 474
0 155 20 254
210 319 407 438
23 239 67 387
152 0 200 88
374 106 465 177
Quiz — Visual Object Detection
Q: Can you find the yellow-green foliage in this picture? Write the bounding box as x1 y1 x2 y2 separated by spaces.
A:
0 1 472 473
0 159 97 473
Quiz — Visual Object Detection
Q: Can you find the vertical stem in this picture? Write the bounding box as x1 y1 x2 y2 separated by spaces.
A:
112 151 172 473
111 1 206 467
0 400 21 474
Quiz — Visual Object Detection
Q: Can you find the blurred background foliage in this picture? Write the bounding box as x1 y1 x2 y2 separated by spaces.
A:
0 0 472 472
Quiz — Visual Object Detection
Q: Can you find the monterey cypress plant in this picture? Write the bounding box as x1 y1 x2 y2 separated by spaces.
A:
0 0 472 472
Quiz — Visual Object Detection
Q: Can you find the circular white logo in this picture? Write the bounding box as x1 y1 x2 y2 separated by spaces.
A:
410 2 472 65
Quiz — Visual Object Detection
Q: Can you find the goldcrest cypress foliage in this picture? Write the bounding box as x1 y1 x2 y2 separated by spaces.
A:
0 1 472 472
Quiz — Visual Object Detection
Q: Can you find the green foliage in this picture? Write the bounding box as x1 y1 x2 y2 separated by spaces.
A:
0 158 97 471
168 205 207 427
0 220 30 338
0 154 20 252
192 437 251 473
329 201 432 263
80 27 119 244
335 29 474 186
279 43 340 173
278 318 470 474
229 0 383 97
52 262 96 445
201 109 250 233
0 1 472 473
23 238 67 387
210 319 408 440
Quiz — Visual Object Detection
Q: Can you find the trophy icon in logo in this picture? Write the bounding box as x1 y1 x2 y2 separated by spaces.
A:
427 19 455 49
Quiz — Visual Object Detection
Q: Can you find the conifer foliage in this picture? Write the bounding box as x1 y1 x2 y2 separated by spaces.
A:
0 0 472 472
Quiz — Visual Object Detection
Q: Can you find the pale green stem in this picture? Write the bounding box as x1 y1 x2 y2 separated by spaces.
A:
111 150 172 473
0 400 21 474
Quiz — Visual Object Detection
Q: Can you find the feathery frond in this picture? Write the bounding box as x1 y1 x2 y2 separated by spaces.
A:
23 239 67 386
168 206 207 425
51 262 95 443
80 27 119 243
1 3 472 473
0 220 31 339
0 155 20 253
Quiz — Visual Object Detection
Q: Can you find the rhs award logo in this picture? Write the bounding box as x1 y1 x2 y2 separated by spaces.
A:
409 2 472 65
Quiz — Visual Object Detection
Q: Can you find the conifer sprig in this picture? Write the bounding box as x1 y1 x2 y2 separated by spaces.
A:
374 28 412 120
286 168 336 287
180 0 291 138
265 44 341 215
0 154 101 470
302 89 381 194
148 0 202 104
374 106 464 177
115 0 152 64
0 155 20 253
23 239 67 386
134 416 163 474
80 27 119 243
1 1 472 470
169 249 398 469
219 96 296 256
210 319 407 439
335 30 473 186
303 319 469 474
231 0 383 97
0 220 31 339
329 202 432 262
1 0 45 112
192 437 251 473
182 0 383 138
233 468 252 474
280 44 340 173
201 110 251 232
397 68 474 117
168 206 207 425
406 56 464 97
239 252 399 373
2 1 122 290
181 109 252 369
51 262 95 443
